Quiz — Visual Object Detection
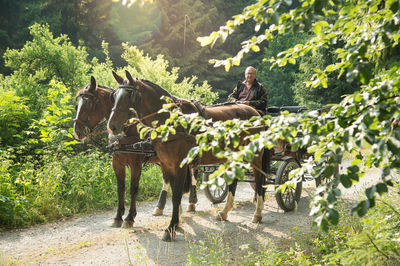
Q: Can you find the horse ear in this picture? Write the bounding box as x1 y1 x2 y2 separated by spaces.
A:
125 70 135 84
112 71 124 84
89 76 96 92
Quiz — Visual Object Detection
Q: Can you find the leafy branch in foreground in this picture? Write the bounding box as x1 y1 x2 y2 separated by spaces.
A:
130 0 400 230
145 78 399 230
192 0 400 229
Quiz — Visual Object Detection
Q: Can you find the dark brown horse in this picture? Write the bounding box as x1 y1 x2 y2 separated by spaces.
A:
73 76 197 228
107 70 269 241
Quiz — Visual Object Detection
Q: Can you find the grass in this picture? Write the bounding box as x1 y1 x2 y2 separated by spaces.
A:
0 150 163 229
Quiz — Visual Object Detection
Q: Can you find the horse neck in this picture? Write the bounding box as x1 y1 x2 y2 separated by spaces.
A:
96 87 114 120
136 82 171 127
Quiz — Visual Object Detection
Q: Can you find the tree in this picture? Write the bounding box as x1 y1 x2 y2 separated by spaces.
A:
3 23 90 117
257 32 311 107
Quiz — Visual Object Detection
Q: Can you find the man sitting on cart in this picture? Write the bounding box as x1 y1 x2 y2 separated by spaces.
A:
228 66 268 115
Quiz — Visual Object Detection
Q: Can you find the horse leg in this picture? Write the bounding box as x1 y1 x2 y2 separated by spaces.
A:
153 182 169 216
217 179 238 221
252 169 265 223
187 168 197 212
111 156 125 228
162 168 185 242
122 159 142 228
252 150 270 223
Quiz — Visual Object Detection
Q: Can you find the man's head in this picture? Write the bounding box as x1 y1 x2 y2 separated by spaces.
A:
245 66 257 84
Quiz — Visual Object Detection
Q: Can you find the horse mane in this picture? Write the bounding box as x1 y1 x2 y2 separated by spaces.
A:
98 85 114 92
141 80 172 98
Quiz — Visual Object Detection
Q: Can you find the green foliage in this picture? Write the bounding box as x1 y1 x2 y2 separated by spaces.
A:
119 44 218 104
185 0 400 229
132 0 261 101
3 23 90 116
291 47 358 109
90 41 119 88
257 32 311 107
0 147 165 229
136 164 163 201
0 84 31 145
0 0 119 73
0 151 113 228
32 80 79 151
186 186 400 265
186 230 230 265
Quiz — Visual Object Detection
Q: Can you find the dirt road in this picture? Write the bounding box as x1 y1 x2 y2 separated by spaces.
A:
0 163 380 265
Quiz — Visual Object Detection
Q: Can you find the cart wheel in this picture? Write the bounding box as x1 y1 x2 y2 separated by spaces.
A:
202 173 228 204
275 158 302 212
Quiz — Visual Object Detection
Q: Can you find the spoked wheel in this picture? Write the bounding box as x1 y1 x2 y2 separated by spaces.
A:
202 173 228 204
275 158 302 212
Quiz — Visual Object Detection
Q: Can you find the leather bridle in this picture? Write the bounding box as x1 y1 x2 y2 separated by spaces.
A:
74 91 107 136
111 83 140 116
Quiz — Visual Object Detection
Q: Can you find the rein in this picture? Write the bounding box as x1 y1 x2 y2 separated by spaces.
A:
114 82 194 122
87 119 108 136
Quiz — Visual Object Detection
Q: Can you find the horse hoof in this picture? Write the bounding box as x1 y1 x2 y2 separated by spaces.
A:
162 229 176 242
216 211 227 221
251 214 262 223
153 207 163 216
111 219 123 228
187 203 196 212
122 220 134 228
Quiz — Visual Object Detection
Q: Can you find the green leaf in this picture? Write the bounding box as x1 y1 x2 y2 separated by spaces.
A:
327 208 339 225
151 130 157 140
251 45 260 52
340 174 352 188
197 36 213 47
375 183 388 195
352 200 370 217
365 185 376 199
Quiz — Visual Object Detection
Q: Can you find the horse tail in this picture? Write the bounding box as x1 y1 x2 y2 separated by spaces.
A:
183 167 192 194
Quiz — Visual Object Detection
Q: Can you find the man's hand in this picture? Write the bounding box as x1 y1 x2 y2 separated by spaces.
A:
238 100 250 105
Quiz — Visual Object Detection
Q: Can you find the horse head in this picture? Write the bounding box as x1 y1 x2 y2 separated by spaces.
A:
108 70 175 135
107 70 140 135
73 76 114 140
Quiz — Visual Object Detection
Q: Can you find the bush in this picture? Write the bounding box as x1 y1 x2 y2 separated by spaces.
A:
0 86 31 146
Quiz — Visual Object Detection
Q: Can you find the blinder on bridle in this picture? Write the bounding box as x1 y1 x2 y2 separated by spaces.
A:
74 88 99 129
111 82 140 115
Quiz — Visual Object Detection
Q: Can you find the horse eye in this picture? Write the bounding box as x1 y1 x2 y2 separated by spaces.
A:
75 104 78 110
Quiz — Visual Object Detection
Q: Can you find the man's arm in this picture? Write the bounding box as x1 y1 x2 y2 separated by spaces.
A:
227 81 242 102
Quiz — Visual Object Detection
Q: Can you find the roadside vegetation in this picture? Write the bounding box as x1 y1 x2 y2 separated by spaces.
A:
187 182 400 265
